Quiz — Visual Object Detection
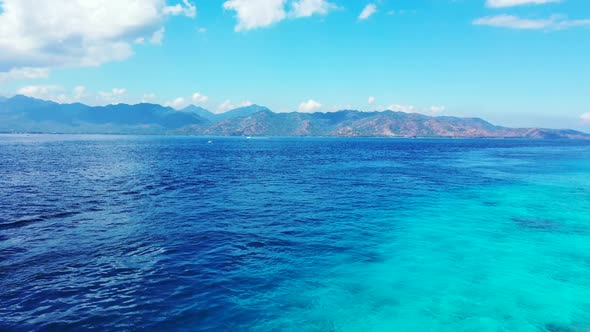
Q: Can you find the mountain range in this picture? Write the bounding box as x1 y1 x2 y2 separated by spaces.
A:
1 95 588 139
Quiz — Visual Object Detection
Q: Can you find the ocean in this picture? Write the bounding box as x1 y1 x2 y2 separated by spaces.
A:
1 135 590 331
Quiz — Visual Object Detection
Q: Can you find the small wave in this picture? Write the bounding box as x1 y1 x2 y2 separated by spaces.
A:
0 211 80 230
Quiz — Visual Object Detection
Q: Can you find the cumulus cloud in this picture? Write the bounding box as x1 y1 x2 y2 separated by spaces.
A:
137 27 166 45
150 28 166 45
192 92 209 104
165 91 210 109
473 15 553 29
17 85 64 100
0 0 196 79
73 86 87 100
298 99 322 113
290 0 338 18
217 100 253 113
368 96 375 105
0 67 50 81
581 113 590 124
429 106 446 114
473 14 590 30
98 88 127 103
485 0 560 8
223 0 337 31
218 100 234 113
163 0 197 18
113 88 126 96
385 104 446 115
223 0 287 31
16 85 132 105
142 93 157 103
387 104 416 113
359 4 377 20
165 97 189 109
17 85 94 104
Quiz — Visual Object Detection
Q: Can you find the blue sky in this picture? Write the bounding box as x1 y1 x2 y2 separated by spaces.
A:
0 0 589 129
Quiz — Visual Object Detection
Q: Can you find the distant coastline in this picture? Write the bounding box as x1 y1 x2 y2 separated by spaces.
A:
2 133 590 141
1 95 589 139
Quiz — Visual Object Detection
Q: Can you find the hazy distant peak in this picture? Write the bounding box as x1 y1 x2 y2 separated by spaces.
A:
181 105 210 112
1 96 588 138
211 104 272 122
226 104 270 113
8 94 48 102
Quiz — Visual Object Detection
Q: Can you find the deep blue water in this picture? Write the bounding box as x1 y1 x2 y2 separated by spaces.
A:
1 135 590 331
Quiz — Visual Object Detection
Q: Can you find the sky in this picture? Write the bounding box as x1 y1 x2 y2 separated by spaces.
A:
0 0 589 129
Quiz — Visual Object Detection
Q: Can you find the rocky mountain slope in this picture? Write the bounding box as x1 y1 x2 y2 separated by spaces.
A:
1 95 588 139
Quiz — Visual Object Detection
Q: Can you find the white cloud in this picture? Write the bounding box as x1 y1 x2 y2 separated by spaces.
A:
164 92 210 109
17 85 64 99
17 84 96 104
217 100 253 113
192 92 209 104
223 0 337 31
368 96 376 105
135 27 167 46
290 0 338 18
298 99 322 113
99 88 127 104
150 28 166 45
473 14 590 30
329 104 353 112
473 15 553 29
555 19 590 29
112 88 126 96
163 0 197 18
486 0 560 8
0 67 50 81
165 97 189 109
387 104 416 113
429 106 446 115
218 100 235 113
142 93 157 102
0 0 196 78
16 85 133 105
359 4 377 20
581 113 590 124
73 86 87 100
223 0 287 31
384 104 446 115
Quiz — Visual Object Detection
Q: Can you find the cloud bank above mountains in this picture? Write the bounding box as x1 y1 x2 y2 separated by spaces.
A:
0 0 196 77
1 0 587 81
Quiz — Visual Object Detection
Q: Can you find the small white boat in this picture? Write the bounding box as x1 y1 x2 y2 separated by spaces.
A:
207 140 213 144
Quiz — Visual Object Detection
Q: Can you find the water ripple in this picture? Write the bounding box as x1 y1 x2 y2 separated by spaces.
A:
1 136 590 331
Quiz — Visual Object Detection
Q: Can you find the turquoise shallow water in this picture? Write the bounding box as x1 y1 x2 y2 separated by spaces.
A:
1 135 590 331
253 146 590 331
